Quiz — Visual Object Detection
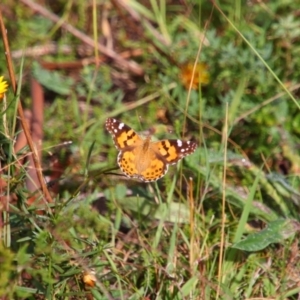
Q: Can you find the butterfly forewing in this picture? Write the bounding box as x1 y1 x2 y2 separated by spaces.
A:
151 139 197 165
105 118 142 150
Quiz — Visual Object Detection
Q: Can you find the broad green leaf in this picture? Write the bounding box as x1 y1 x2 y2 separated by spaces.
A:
32 61 74 95
232 219 300 251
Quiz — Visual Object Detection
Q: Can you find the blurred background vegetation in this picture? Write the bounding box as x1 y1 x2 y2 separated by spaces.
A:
1 0 300 299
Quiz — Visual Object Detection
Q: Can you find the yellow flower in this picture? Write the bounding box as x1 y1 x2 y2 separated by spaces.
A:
0 76 8 99
180 62 210 90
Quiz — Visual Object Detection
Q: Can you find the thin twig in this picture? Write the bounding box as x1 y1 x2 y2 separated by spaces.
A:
26 78 44 194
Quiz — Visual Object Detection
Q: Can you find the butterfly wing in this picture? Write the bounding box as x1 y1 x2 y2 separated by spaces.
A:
137 139 197 182
151 139 197 165
105 118 143 150
106 118 144 179
139 157 169 182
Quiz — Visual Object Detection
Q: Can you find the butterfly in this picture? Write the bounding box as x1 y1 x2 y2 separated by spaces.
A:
105 118 197 182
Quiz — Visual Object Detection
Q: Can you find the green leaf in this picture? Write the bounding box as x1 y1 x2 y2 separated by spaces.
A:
32 61 74 95
232 219 300 251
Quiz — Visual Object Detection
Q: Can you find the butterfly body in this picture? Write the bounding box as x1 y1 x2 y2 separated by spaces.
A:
105 118 197 182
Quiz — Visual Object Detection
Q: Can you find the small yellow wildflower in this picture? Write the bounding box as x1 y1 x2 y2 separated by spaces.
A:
180 62 210 90
0 76 8 99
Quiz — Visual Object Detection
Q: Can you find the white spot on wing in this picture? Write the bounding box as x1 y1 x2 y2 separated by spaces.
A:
177 140 183 147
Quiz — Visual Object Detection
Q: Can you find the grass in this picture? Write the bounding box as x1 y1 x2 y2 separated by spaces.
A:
1 0 300 299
